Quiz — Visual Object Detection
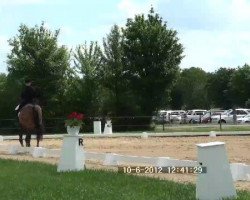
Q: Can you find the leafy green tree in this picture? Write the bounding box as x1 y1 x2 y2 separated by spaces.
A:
245 99 250 108
0 73 7 93
73 41 103 116
122 8 184 115
7 23 69 116
206 68 235 109
0 75 21 119
0 73 9 118
169 71 183 109
102 25 133 116
230 64 250 107
7 22 70 117
173 67 209 109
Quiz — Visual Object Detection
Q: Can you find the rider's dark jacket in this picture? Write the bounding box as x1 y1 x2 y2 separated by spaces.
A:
18 85 37 111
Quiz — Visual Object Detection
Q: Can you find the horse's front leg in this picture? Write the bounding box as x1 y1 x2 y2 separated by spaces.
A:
36 133 43 147
19 133 24 147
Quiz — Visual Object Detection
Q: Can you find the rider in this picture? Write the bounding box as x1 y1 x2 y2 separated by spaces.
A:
17 78 44 134
17 78 37 113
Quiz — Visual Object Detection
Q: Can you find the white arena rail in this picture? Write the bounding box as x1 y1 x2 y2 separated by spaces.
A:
0 143 249 181
0 135 249 182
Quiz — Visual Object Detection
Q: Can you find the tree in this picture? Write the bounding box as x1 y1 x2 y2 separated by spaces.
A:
122 7 184 115
102 25 132 116
245 99 250 108
7 22 70 117
206 68 235 109
169 71 183 109
0 75 21 119
0 73 7 93
230 64 250 107
0 73 9 118
73 41 103 116
174 67 209 109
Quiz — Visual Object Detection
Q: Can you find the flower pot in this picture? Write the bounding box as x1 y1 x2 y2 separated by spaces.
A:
67 126 80 135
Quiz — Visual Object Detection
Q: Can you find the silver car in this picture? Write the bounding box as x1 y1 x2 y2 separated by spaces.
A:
237 114 250 123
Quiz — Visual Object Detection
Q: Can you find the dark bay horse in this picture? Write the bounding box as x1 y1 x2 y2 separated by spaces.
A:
18 104 44 147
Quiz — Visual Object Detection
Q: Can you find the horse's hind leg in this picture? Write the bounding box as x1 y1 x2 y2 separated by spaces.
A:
25 133 31 147
19 133 24 147
36 138 40 147
36 132 43 147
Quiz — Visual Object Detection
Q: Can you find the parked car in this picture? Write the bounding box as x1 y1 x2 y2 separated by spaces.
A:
152 110 186 124
152 110 168 124
163 110 180 123
237 114 250 123
186 110 207 123
169 110 186 123
211 108 250 123
201 110 225 123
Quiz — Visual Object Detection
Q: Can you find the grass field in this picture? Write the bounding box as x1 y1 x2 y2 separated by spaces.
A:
0 159 250 200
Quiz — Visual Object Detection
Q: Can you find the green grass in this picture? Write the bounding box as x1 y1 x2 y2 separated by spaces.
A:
0 159 250 200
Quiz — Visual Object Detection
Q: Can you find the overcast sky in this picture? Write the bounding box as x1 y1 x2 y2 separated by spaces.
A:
0 0 250 73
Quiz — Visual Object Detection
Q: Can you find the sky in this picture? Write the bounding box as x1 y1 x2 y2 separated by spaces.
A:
0 0 250 73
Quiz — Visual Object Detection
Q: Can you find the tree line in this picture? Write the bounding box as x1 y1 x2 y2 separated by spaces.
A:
170 66 250 110
0 8 249 123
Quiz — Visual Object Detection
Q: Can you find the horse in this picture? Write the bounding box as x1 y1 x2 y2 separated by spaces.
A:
18 104 44 147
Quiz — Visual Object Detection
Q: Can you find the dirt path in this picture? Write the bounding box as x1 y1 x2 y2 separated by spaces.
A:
1 135 249 191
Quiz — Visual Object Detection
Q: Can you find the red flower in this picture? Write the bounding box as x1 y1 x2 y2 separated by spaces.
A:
65 112 85 128
77 113 84 120
68 112 78 119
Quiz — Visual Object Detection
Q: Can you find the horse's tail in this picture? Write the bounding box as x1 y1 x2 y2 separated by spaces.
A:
32 105 45 139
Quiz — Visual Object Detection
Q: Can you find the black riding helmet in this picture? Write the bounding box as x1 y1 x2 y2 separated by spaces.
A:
25 78 32 84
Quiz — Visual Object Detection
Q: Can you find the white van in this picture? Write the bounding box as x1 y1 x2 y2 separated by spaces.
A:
186 109 207 123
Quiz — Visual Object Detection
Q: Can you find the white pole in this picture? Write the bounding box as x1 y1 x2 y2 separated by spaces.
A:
93 120 102 134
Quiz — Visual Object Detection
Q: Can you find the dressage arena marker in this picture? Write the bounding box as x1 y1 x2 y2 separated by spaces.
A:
209 131 216 137
57 135 85 172
141 132 148 139
196 142 236 200
103 120 112 134
93 120 102 134
32 147 47 158
93 120 112 134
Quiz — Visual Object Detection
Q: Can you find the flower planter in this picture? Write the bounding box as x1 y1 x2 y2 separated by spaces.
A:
67 126 80 135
